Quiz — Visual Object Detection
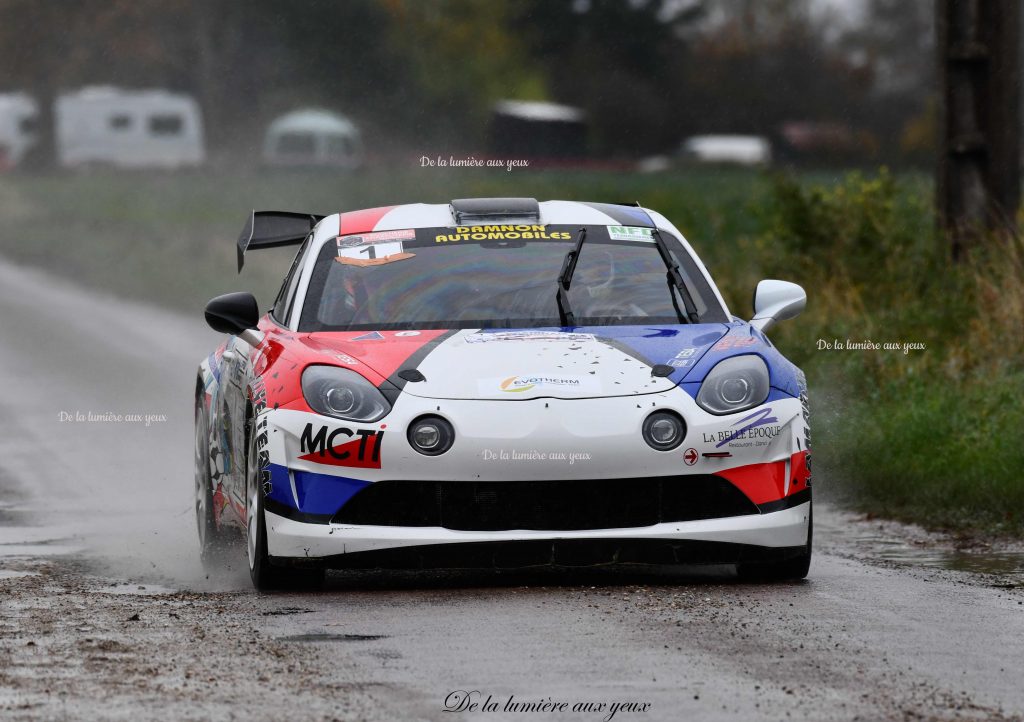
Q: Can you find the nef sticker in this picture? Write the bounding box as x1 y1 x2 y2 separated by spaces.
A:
607 225 654 242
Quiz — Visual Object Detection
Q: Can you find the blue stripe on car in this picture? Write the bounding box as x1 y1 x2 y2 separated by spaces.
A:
266 463 370 516
470 324 802 402
580 202 657 227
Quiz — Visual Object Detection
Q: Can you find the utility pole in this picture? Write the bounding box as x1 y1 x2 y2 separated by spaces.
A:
936 0 1021 260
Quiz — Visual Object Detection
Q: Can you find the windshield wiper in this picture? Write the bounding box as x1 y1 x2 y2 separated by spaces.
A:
651 227 700 324
555 226 587 326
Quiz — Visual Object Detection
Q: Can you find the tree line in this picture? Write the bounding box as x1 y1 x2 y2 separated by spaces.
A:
0 0 938 166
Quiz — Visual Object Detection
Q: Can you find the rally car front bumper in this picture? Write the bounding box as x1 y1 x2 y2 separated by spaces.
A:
258 389 811 569
264 500 811 568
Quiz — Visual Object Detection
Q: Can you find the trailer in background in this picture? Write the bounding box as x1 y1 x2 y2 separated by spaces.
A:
487 100 588 161
56 87 204 169
679 135 772 167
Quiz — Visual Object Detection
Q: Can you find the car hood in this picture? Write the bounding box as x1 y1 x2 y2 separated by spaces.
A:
300 326 731 401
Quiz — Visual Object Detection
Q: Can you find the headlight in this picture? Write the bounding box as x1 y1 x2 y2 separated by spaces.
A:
301 365 390 422
696 355 770 415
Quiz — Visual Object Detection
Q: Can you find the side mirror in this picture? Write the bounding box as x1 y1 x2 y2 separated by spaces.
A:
750 279 806 333
204 292 264 346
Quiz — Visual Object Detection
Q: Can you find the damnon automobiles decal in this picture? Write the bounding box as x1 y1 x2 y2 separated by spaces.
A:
434 225 572 243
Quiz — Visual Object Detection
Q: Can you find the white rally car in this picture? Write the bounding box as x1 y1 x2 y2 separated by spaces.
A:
196 198 811 589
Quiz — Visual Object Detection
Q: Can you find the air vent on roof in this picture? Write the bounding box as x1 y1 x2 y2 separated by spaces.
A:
450 197 540 225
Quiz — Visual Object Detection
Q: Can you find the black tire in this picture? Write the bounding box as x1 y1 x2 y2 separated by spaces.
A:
245 411 324 591
195 396 232 566
737 503 813 582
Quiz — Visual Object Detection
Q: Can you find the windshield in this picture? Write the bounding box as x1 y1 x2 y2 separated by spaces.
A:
297 224 727 331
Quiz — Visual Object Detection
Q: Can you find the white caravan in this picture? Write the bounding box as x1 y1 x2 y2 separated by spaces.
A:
56 87 205 169
679 135 772 167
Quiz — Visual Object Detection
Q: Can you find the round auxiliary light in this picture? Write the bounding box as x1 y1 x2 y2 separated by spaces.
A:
642 411 686 452
407 415 455 456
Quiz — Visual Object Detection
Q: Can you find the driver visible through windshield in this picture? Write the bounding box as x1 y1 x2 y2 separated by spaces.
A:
297 224 726 331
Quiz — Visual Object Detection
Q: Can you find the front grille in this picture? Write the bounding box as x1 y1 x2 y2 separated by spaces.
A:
331 476 758 531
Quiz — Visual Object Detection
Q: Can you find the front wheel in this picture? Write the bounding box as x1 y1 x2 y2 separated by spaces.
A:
195 398 231 566
736 504 812 582
245 412 324 591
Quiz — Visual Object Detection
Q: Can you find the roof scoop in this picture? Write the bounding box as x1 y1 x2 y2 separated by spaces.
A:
450 197 540 226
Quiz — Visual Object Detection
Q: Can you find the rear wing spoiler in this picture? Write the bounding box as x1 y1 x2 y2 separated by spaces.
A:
237 210 326 272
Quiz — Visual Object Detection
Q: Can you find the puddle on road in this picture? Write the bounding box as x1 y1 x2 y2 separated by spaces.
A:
261 607 315 616
93 582 179 596
0 569 40 580
821 511 1024 580
0 526 82 558
873 544 1024 576
0 506 33 525
0 543 83 557
278 633 389 643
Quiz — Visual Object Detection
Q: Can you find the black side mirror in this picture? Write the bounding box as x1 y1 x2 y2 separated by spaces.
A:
205 292 260 335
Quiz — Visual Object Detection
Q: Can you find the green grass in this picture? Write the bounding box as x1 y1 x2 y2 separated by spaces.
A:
1 165 1019 537
822 374 1024 534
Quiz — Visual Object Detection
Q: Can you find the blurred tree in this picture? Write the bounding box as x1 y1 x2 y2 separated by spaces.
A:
247 0 421 146
0 0 965 168
376 0 546 147
0 0 76 169
937 0 1020 259
841 0 935 165
667 1 876 160
512 0 705 155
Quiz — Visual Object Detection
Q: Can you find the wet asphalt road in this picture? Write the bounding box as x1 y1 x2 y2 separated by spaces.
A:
0 256 1023 722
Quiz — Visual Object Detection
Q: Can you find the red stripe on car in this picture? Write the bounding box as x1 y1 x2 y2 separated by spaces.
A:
713 450 809 505
338 206 397 235
303 330 453 381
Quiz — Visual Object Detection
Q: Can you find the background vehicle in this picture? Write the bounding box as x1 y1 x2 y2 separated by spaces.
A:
56 86 205 169
678 135 772 166
262 109 362 169
487 100 588 160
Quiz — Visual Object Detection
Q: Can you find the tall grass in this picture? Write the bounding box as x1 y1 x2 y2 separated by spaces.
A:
746 169 1024 535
